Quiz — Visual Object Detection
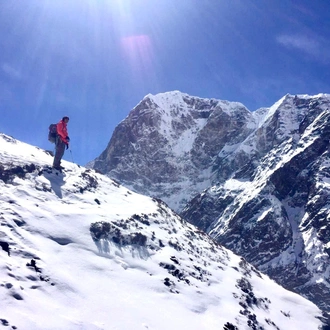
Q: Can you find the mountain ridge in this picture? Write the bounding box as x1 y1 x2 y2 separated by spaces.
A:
91 91 258 211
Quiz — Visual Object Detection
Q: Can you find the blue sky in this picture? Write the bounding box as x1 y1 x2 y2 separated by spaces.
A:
0 0 329 165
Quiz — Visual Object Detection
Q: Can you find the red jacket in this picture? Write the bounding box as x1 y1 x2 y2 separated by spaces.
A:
57 120 69 144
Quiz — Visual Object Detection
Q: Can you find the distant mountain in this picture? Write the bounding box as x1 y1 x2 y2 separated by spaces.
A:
90 91 257 211
90 91 330 318
1 133 327 329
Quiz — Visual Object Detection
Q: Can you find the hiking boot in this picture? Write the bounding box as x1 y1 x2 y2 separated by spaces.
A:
52 165 64 171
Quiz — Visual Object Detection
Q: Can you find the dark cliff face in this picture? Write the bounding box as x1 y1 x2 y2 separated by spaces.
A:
94 97 171 186
191 104 252 170
92 91 330 314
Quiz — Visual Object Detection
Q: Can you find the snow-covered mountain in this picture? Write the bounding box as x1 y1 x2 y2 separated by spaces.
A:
91 91 256 211
90 91 330 318
0 133 328 329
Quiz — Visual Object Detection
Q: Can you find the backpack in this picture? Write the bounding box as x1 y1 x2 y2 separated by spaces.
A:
48 124 58 143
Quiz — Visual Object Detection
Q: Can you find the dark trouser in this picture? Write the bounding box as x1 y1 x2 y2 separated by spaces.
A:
53 137 66 168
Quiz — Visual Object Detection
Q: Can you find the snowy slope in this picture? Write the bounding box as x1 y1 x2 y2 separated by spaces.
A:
0 133 325 330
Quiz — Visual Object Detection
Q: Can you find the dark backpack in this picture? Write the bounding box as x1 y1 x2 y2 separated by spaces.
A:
48 124 58 143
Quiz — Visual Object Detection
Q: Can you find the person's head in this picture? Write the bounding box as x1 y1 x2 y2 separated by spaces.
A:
62 116 69 123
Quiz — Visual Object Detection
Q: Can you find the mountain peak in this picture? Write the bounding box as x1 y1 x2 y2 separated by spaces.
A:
93 91 256 211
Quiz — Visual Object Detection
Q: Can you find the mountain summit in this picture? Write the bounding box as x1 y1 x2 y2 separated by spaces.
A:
0 133 327 329
91 91 257 211
90 91 330 318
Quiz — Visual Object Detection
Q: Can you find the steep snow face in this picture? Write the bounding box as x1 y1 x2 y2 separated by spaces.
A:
0 133 325 330
148 91 212 155
92 91 255 211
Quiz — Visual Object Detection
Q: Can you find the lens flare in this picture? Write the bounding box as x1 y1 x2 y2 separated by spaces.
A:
121 34 154 74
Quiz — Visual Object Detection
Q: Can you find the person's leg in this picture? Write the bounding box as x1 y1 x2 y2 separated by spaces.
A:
53 139 66 168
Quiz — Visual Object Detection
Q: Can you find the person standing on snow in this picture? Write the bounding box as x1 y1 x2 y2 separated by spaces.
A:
53 116 70 170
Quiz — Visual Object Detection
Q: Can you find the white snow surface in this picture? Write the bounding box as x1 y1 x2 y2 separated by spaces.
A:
0 133 324 330
148 91 248 116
